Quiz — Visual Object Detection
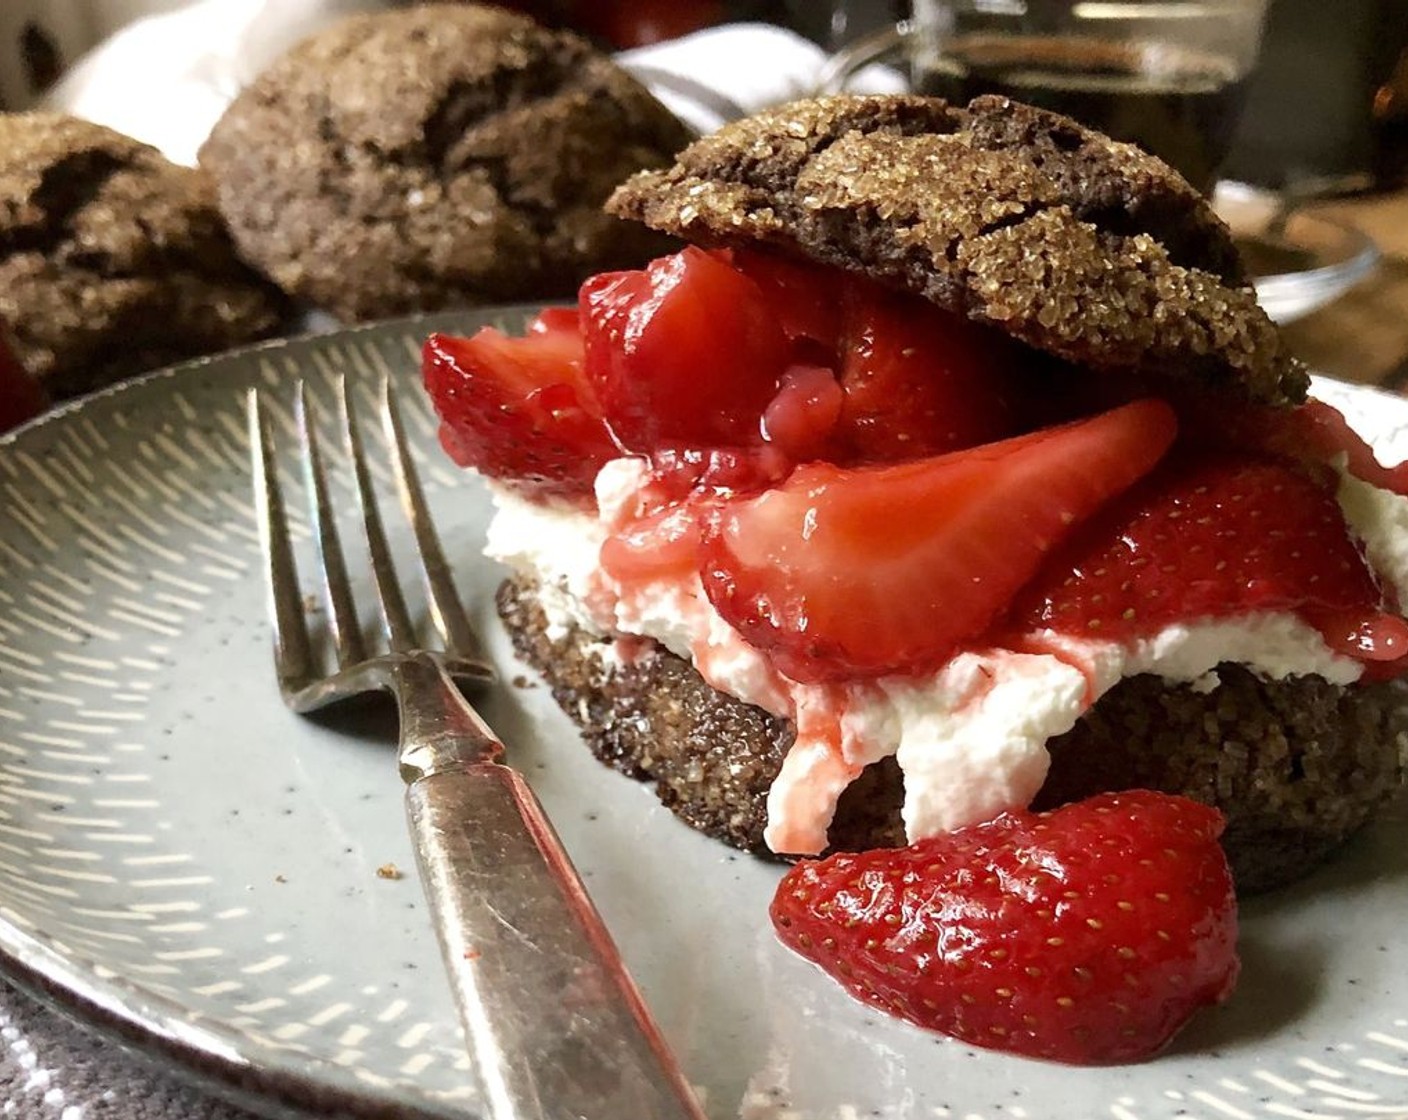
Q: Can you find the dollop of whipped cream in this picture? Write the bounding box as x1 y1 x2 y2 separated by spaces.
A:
487 457 1401 856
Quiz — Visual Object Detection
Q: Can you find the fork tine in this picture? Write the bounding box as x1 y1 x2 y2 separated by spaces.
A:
377 378 483 661
248 389 314 692
337 376 418 652
296 383 366 669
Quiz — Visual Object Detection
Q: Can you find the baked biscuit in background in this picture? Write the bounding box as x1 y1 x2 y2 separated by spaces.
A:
0 112 288 400
199 3 693 323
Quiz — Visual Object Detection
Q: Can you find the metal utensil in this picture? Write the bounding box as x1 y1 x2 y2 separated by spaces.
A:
248 377 707 1120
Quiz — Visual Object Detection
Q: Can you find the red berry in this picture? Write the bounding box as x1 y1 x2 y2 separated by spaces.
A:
1009 453 1408 667
1235 398 1408 496
733 250 1028 465
761 364 844 462
600 500 706 583
700 399 1178 682
645 445 793 503
831 285 1021 462
581 247 790 452
731 248 843 354
0 324 46 433
770 790 1239 1064
421 310 616 500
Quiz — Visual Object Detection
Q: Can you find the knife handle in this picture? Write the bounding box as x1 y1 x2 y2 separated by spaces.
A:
405 760 707 1120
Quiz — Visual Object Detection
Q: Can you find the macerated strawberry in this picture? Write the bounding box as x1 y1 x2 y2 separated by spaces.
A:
761 364 844 461
645 445 793 503
771 790 1239 1064
700 400 1178 682
832 285 1021 462
1010 453 1408 667
731 248 843 353
422 312 616 500
581 247 791 452
1236 398 1408 496
600 501 706 583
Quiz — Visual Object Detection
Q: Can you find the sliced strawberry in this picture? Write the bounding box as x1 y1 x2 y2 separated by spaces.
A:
600 501 706 583
731 248 842 353
831 285 1022 462
771 789 1239 1065
761 364 844 462
421 310 616 500
1009 453 1408 667
700 399 1178 682
580 246 791 452
1155 392 1408 496
603 447 793 581
646 444 793 504
0 323 46 434
1237 398 1408 495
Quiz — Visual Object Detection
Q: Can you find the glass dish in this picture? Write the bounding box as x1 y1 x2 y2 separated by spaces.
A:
1214 180 1382 324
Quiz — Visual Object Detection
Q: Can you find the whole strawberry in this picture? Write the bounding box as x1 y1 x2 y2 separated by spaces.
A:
770 790 1238 1064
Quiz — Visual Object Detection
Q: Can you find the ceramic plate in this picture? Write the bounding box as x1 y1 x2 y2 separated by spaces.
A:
1 314 1407 1120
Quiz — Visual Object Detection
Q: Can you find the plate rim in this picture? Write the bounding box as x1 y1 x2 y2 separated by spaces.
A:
0 332 1405 1120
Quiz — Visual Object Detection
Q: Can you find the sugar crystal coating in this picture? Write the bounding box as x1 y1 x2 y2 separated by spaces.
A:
0 112 285 397
608 94 1307 407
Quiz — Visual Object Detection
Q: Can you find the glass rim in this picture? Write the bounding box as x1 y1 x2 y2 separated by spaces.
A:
816 5 1269 98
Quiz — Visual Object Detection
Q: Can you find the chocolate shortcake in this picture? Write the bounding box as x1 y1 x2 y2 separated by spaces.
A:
423 94 1408 896
199 3 691 323
0 113 286 399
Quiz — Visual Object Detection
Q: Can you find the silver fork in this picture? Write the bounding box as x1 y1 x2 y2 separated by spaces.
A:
248 377 707 1120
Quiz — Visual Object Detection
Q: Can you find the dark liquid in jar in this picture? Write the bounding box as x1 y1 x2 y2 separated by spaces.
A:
917 36 1247 192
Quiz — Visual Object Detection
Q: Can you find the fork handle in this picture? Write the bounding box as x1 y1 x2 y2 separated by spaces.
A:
405 759 707 1120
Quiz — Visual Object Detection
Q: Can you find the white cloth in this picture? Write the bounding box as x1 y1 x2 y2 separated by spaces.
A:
44 0 384 163
42 5 903 165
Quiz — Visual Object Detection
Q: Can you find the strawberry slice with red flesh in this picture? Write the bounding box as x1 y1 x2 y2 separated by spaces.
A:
580 246 792 453
1008 452 1408 668
732 249 1026 464
644 444 794 504
771 789 1239 1065
600 500 707 583
830 284 1022 462
421 308 616 500
1229 398 1408 496
730 248 842 354
700 399 1178 682
761 364 845 462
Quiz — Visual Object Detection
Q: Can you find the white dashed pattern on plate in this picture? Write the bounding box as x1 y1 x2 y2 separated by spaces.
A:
0 319 1405 1120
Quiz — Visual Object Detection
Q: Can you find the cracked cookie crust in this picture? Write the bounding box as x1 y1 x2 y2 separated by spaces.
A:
607 94 1307 408
0 112 286 399
198 3 692 322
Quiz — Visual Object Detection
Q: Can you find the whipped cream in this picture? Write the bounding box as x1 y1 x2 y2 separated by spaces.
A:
487 457 1401 856
1339 468 1408 609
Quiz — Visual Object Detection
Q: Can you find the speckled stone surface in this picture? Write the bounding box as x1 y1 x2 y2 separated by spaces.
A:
199 3 692 323
0 112 286 400
608 94 1309 407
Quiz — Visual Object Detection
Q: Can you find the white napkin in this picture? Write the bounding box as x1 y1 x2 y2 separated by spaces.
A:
42 4 903 164
616 22 848 135
44 0 385 163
